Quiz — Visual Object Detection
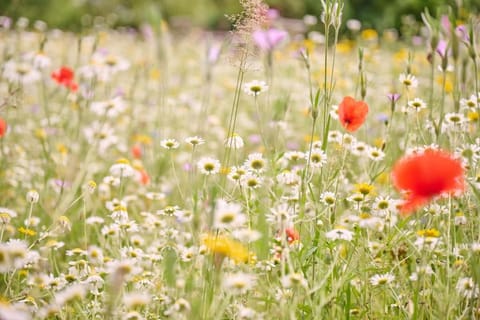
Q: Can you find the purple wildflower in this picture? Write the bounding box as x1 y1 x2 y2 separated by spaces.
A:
253 28 288 51
387 93 401 103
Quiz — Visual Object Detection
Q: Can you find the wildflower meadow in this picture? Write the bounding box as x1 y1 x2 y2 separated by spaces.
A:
1 0 480 319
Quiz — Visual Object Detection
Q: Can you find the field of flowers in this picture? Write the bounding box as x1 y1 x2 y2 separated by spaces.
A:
0 0 480 319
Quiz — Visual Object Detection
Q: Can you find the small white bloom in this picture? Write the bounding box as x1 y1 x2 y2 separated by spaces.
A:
407 98 427 112
244 80 268 96
160 138 180 150
305 148 327 168
325 228 354 241
223 272 257 294
370 273 395 286
399 73 418 88
225 134 244 149
197 157 221 175
456 277 479 298
184 136 205 147
26 190 39 203
280 272 308 289
213 199 246 230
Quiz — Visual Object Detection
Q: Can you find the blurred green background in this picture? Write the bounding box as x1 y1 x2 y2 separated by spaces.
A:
1 0 479 31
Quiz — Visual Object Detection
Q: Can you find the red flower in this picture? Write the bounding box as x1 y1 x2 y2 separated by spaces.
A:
131 144 143 159
51 67 78 92
0 117 6 138
392 149 464 216
285 228 300 244
138 169 150 185
338 96 369 132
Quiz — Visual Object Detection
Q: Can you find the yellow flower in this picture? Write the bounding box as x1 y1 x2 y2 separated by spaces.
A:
116 158 130 165
18 227 36 236
354 183 375 196
202 234 249 263
417 228 440 238
150 69 161 80
336 40 354 54
376 172 389 185
134 134 153 145
467 111 479 122
359 212 371 219
361 29 378 41
393 48 408 63
303 135 320 143
56 143 68 155
220 167 230 175
35 128 46 140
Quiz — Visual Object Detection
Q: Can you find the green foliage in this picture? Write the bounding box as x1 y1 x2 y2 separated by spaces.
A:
1 0 479 32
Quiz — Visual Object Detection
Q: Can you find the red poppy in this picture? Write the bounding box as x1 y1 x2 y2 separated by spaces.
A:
0 117 6 137
392 149 464 216
138 169 150 185
51 67 78 92
285 228 300 244
131 144 142 159
338 96 369 132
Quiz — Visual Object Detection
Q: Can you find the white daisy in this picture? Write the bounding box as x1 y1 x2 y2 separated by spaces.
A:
197 157 221 175
223 272 257 294
325 227 354 241
399 73 418 88
456 277 479 298
407 98 427 112
160 138 180 149
213 199 246 230
369 273 395 286
243 80 269 96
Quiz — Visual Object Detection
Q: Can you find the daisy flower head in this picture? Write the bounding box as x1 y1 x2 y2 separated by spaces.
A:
368 146 385 161
444 112 467 128
109 159 136 178
399 73 418 88
460 93 478 110
280 272 308 289
456 277 479 298
369 273 395 286
26 190 39 203
90 96 127 117
240 172 263 189
244 153 267 172
197 157 221 175
3 59 41 85
213 199 246 230
319 191 336 207
244 80 269 96
225 134 244 149
276 170 300 186
123 291 151 310
407 98 427 113
283 150 305 162
372 196 397 214
223 272 257 295
232 228 262 243
184 136 205 147
350 141 369 156
325 227 354 241
305 148 327 168
160 138 180 150
227 166 247 182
